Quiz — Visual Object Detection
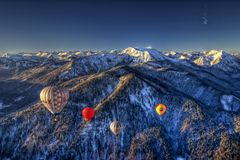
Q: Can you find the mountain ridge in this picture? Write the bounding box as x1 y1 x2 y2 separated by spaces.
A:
0 47 239 159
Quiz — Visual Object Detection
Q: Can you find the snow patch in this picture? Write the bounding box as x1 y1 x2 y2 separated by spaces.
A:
178 53 191 60
14 96 24 102
129 94 138 103
176 157 186 160
121 47 164 62
0 100 11 110
193 56 204 66
121 47 152 62
107 85 113 93
129 83 155 115
193 50 223 66
221 95 240 112
203 50 222 66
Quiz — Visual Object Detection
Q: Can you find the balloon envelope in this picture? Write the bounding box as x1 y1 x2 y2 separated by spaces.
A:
155 104 167 116
82 107 95 121
40 86 69 114
110 121 123 135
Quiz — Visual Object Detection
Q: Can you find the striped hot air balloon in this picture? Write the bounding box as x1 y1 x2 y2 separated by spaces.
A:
40 86 69 114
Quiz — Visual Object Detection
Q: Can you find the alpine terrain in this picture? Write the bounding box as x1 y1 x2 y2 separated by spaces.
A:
0 47 239 160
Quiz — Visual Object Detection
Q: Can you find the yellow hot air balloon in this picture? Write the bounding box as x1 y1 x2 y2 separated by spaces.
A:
110 121 123 135
155 104 167 116
40 86 69 114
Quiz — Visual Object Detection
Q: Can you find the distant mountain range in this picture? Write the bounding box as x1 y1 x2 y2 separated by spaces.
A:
0 47 239 159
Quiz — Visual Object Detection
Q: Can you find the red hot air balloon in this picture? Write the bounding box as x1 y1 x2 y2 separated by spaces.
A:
82 107 95 122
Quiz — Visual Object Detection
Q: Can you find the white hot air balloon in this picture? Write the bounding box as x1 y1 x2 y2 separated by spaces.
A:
110 121 123 136
40 86 69 114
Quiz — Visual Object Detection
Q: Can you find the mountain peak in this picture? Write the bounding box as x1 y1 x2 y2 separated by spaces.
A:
193 49 223 66
121 47 163 62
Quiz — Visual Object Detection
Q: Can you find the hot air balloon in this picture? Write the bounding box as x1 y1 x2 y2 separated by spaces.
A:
155 104 167 116
82 107 95 122
110 121 123 135
40 86 69 114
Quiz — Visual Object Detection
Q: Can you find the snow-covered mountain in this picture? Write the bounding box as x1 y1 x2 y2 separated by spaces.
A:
121 47 165 62
0 47 239 159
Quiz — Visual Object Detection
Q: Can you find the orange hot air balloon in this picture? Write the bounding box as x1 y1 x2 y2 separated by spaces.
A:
82 107 95 122
155 104 167 116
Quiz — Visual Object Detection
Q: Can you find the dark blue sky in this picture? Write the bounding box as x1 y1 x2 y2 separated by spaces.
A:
0 0 240 52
